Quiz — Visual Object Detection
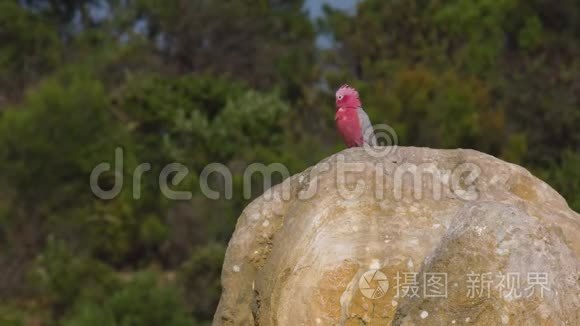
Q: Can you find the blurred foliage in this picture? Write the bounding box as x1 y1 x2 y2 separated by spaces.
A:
323 0 579 202
0 71 129 205
537 151 580 211
0 305 26 326
212 90 290 159
134 0 317 97
0 1 61 98
63 272 194 326
179 243 225 323
33 238 119 313
0 0 578 324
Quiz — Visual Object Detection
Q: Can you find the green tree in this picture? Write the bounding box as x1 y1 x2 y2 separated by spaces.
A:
0 1 60 99
63 272 195 326
321 0 580 207
134 0 317 97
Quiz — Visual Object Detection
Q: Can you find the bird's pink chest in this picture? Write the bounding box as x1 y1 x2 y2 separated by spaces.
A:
335 107 362 147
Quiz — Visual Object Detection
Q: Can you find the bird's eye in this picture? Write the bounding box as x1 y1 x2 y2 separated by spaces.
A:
337 95 343 100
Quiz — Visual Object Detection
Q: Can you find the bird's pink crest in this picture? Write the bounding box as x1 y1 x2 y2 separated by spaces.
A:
335 84 361 108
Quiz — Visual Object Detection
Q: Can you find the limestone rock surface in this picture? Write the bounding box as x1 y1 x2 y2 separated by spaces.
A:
214 147 580 325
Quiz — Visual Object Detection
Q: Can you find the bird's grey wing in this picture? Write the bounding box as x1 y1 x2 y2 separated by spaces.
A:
358 107 376 145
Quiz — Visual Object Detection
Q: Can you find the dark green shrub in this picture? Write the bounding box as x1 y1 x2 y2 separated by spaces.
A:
179 244 225 322
63 272 195 326
33 238 118 313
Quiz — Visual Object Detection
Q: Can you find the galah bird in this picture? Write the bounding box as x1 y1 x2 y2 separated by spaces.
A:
335 84 376 148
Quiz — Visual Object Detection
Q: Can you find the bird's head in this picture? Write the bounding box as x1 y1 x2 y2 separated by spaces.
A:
335 84 361 109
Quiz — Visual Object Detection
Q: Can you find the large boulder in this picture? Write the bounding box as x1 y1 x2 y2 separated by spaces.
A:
214 147 580 325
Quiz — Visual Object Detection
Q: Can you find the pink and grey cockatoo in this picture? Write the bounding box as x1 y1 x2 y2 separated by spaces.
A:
335 84 376 147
